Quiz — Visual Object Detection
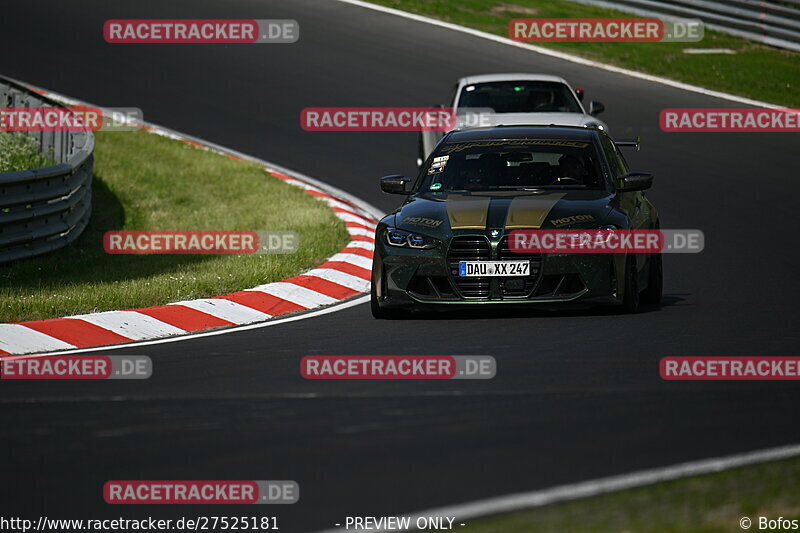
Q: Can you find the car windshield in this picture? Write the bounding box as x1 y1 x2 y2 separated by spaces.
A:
457 81 582 114
419 138 605 192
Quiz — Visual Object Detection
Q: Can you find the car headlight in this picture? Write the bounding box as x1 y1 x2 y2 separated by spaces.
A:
385 228 440 249
584 122 605 130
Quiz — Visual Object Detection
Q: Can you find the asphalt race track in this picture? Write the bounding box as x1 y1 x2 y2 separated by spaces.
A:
1 1 799 530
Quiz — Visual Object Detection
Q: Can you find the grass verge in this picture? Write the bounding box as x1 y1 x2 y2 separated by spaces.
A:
367 0 800 107
0 129 350 322
460 455 800 533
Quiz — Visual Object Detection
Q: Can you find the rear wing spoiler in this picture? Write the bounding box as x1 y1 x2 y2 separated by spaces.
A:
615 136 641 151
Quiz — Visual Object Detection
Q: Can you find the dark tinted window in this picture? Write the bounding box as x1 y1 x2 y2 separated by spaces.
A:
419 138 604 192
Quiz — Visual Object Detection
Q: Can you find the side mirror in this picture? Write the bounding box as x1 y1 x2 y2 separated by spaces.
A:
589 100 605 116
617 172 653 192
575 88 585 101
380 174 413 194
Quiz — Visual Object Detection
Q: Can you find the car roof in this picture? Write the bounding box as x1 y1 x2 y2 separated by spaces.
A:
444 125 597 143
458 73 569 85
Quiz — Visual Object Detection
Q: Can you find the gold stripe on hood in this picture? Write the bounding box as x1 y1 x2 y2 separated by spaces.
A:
445 196 491 230
504 194 566 229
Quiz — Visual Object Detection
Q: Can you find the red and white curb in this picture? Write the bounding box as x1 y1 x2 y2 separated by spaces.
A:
0 83 383 356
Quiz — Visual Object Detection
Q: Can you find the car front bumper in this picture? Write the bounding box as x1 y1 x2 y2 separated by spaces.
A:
373 232 627 309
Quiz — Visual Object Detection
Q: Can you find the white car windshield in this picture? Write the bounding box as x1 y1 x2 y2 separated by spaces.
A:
458 81 582 114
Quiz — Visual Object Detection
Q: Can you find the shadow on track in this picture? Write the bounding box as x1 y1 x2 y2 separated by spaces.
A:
379 294 687 321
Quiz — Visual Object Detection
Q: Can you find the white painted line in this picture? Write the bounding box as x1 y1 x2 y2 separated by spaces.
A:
683 48 737 55
300 183 325 193
346 219 376 229
69 311 185 340
336 211 376 226
276 176 316 189
327 252 374 270
323 197 362 212
9 295 370 357
0 324 76 354
282 178 327 196
347 227 375 238
167 298 272 324
335 0 784 109
346 241 376 251
279 178 306 187
305 268 371 292
334 205 374 218
247 282 338 309
313 443 800 533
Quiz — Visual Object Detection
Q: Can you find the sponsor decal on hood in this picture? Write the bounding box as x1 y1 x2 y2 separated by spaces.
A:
549 214 596 227
445 196 492 230
440 139 589 154
401 216 445 229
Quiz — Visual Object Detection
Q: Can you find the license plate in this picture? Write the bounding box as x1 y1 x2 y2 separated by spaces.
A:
458 261 530 277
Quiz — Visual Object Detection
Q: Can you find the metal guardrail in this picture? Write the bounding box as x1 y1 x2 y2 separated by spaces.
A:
565 0 800 51
0 76 94 263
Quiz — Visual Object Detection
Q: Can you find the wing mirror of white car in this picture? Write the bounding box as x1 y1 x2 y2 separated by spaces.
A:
589 100 605 116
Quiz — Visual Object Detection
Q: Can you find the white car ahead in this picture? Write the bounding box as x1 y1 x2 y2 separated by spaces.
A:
419 73 609 166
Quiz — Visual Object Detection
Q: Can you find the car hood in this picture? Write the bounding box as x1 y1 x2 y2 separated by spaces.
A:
393 190 614 238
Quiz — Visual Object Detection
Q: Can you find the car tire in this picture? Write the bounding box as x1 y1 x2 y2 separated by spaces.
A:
370 273 401 319
620 253 640 314
370 281 388 319
641 252 663 305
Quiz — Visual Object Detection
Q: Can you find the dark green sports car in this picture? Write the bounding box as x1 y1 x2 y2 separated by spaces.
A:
370 125 662 318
